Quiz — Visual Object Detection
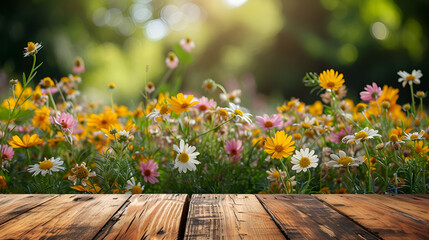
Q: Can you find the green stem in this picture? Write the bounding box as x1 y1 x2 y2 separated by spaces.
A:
279 158 292 194
302 170 312 193
410 83 416 116
48 89 58 113
362 142 373 193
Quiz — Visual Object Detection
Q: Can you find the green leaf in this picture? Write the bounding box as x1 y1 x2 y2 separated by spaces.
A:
174 44 194 66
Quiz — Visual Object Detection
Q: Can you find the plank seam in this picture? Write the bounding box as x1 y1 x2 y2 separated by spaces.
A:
255 195 290 240
0 195 60 227
177 194 190 240
92 195 132 240
312 195 384 240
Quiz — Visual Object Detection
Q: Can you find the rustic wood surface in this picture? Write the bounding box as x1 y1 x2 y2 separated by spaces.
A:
314 194 429 240
0 194 427 240
257 194 378 240
184 194 285 239
94 194 188 240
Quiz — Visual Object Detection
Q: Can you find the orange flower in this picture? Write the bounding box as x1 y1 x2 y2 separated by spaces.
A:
9 134 43 148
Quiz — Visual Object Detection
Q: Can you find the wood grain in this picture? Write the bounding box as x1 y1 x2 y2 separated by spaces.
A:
257 194 378 240
94 194 189 240
0 194 57 225
0 194 129 240
184 194 285 239
343 194 429 223
315 194 429 240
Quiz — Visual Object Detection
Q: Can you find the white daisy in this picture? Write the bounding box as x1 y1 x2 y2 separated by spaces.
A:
266 167 286 182
24 42 42 57
28 157 65 176
291 148 319 173
327 150 364 168
224 102 252 124
398 70 422 88
173 140 200 173
342 127 381 144
404 130 425 141
125 177 144 194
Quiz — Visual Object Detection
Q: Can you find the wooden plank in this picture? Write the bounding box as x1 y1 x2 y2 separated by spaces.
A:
346 194 429 223
315 194 429 240
184 194 285 239
257 194 378 240
94 194 189 240
0 194 129 240
0 194 58 225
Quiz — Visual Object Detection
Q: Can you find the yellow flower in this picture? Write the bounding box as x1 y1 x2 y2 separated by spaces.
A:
308 100 323 115
24 42 42 57
0 176 6 190
87 112 118 131
167 93 199 114
319 69 345 91
9 134 43 148
101 121 136 140
415 141 429 155
264 130 295 159
32 106 51 131
108 82 116 89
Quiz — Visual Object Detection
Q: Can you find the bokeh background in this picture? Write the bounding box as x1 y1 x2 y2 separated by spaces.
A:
1 0 428 112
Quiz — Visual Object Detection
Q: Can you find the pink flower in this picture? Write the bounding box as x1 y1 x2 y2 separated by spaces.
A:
165 52 179 69
41 87 59 95
331 126 351 144
73 57 85 74
51 113 77 132
256 114 283 130
194 97 217 112
179 38 195 53
360 82 382 101
140 159 160 184
225 139 244 161
1 145 14 161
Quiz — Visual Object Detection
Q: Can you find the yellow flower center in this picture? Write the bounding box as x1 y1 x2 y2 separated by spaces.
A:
327 81 336 88
301 122 311 129
199 105 208 111
147 82 154 89
234 109 243 117
218 108 228 117
293 133 302 140
299 157 311 168
406 75 415 81
410 134 419 140
169 54 175 61
160 105 169 115
355 130 368 140
272 170 280 179
337 156 353 166
205 82 214 90
60 120 69 129
75 166 89 179
178 152 189 163
39 160 54 170
27 42 36 52
264 121 274 128
389 134 399 143
131 185 142 194
274 145 284 153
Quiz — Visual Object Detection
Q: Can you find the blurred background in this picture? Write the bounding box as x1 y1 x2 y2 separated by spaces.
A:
1 0 428 112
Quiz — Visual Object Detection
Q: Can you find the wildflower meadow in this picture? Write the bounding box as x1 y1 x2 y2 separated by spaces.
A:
0 41 428 195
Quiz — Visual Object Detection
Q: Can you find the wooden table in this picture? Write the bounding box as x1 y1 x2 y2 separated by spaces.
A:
0 194 428 239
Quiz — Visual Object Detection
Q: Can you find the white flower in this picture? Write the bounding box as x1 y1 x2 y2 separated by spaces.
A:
266 167 286 182
404 130 425 141
24 42 42 57
125 177 144 194
224 102 252 124
291 148 319 173
28 157 65 176
327 151 364 168
398 70 422 88
342 127 381 144
173 140 200 173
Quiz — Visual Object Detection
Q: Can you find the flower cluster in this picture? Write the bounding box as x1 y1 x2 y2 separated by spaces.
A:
0 41 427 195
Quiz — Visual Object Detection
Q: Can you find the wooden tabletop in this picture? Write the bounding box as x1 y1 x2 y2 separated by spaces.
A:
0 194 428 239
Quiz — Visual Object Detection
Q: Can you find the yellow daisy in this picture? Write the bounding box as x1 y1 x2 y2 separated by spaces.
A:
264 130 295 159
9 134 44 148
167 93 199 114
319 69 345 91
